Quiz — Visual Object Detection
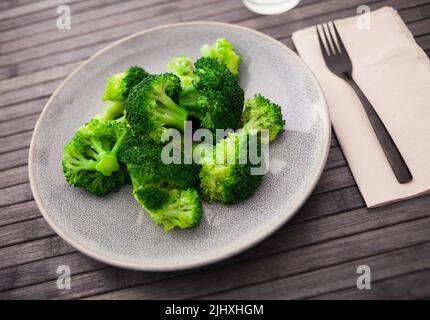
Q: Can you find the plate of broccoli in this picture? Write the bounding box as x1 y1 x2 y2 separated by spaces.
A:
29 22 330 271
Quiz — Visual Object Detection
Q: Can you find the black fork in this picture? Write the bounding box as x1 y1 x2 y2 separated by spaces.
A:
317 22 412 184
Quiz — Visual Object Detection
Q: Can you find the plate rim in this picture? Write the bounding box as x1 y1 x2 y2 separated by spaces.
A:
28 21 331 271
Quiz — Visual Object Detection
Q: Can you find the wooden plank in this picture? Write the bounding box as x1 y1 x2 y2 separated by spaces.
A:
0 217 54 248
0 166 28 189
61 215 430 299
0 185 363 292
0 98 47 122
0 0 80 21
0 114 39 139
293 186 364 224
0 51 87 81
0 201 40 227
0 62 78 94
331 131 339 148
1 0 424 83
316 268 430 299
0 131 32 154
313 166 355 195
400 2 430 26
0 0 217 55
0 183 33 208
0 0 430 100
0 0 172 43
1 264 177 299
0 251 105 293
2 191 429 297
226 194 430 266
0 0 121 32
0 0 360 70
0 1 245 82
0 0 40 10
0 79 61 108
0 148 29 172
0 1 258 80
0 235 75 270
407 17 430 38
415 33 430 50
0 0 243 68
201 241 430 299
325 147 346 170
199 5 257 24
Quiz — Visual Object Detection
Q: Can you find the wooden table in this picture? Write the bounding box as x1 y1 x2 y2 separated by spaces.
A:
1 0 430 300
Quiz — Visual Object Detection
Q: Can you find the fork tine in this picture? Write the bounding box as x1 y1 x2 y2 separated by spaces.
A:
316 25 329 60
332 22 347 53
322 23 336 55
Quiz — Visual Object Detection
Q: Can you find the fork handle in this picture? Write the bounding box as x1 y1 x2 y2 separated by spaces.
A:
344 76 413 184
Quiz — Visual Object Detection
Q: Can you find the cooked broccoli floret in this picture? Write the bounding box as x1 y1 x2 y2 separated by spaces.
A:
62 118 130 196
99 66 150 122
241 94 286 143
97 100 125 123
197 132 264 204
166 55 194 88
118 136 200 189
200 38 241 77
135 187 202 231
103 66 150 102
136 186 170 211
178 57 244 131
126 73 189 143
118 137 202 231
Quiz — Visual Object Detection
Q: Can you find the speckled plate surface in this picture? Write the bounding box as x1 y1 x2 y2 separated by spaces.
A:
29 22 330 271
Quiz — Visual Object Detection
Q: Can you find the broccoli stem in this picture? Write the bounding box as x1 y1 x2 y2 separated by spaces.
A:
95 154 119 176
88 125 128 176
99 101 125 122
154 92 188 131
97 127 128 176
89 137 105 157
111 126 129 155
242 115 262 132
178 86 206 119
70 152 97 171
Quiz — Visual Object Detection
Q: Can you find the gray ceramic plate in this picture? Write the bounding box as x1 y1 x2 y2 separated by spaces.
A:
29 22 330 271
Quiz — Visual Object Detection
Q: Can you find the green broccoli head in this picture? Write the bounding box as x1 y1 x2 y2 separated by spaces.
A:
166 55 194 88
99 66 150 122
136 186 170 211
135 187 202 231
62 118 130 196
200 38 241 77
102 66 150 102
118 136 200 189
178 57 244 131
199 132 264 204
241 94 286 143
125 73 189 143
118 136 202 231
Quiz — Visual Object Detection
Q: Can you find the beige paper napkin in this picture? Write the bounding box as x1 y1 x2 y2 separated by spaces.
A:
292 7 430 208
